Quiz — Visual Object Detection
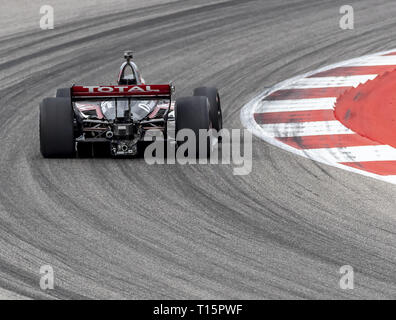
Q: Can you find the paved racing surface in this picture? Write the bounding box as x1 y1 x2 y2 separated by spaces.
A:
1 0 396 299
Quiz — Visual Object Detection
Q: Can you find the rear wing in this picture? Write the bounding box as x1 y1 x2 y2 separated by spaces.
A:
71 84 172 99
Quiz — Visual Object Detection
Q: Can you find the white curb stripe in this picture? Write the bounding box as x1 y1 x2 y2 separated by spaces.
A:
347 56 396 66
259 121 354 137
303 145 396 163
282 75 377 89
254 98 337 113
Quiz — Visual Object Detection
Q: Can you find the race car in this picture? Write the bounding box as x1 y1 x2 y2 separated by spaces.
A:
39 51 222 158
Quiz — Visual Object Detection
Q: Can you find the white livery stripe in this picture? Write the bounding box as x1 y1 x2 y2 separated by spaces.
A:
282 75 377 89
347 56 396 66
305 145 396 163
255 98 336 113
259 121 354 137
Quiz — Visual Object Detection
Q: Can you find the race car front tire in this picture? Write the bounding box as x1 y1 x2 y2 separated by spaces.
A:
193 87 222 131
175 96 211 157
40 97 75 158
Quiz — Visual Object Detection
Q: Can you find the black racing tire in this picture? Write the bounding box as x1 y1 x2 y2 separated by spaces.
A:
175 96 211 157
193 87 222 131
40 97 75 158
56 88 71 98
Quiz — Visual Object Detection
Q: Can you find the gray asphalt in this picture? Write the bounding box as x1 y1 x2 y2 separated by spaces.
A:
1 0 396 299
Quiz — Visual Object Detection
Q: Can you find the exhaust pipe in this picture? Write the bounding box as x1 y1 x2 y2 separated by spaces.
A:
121 144 128 152
106 131 114 139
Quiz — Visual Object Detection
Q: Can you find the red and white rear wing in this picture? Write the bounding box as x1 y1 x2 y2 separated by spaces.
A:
71 85 171 98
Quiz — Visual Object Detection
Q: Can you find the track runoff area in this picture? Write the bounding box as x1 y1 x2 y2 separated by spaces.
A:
241 49 396 185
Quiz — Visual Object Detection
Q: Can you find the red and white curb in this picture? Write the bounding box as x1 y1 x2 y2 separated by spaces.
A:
241 49 396 185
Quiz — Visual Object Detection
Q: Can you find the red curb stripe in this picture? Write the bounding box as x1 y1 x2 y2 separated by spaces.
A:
277 134 380 149
309 66 396 77
383 52 396 56
265 87 350 100
335 69 396 149
254 110 336 124
340 161 396 176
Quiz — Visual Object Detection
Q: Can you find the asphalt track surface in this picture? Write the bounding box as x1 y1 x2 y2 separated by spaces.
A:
1 0 396 300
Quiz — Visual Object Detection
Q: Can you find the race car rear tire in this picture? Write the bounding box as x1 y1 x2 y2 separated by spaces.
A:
193 87 222 131
175 96 211 157
56 88 71 98
40 97 75 158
